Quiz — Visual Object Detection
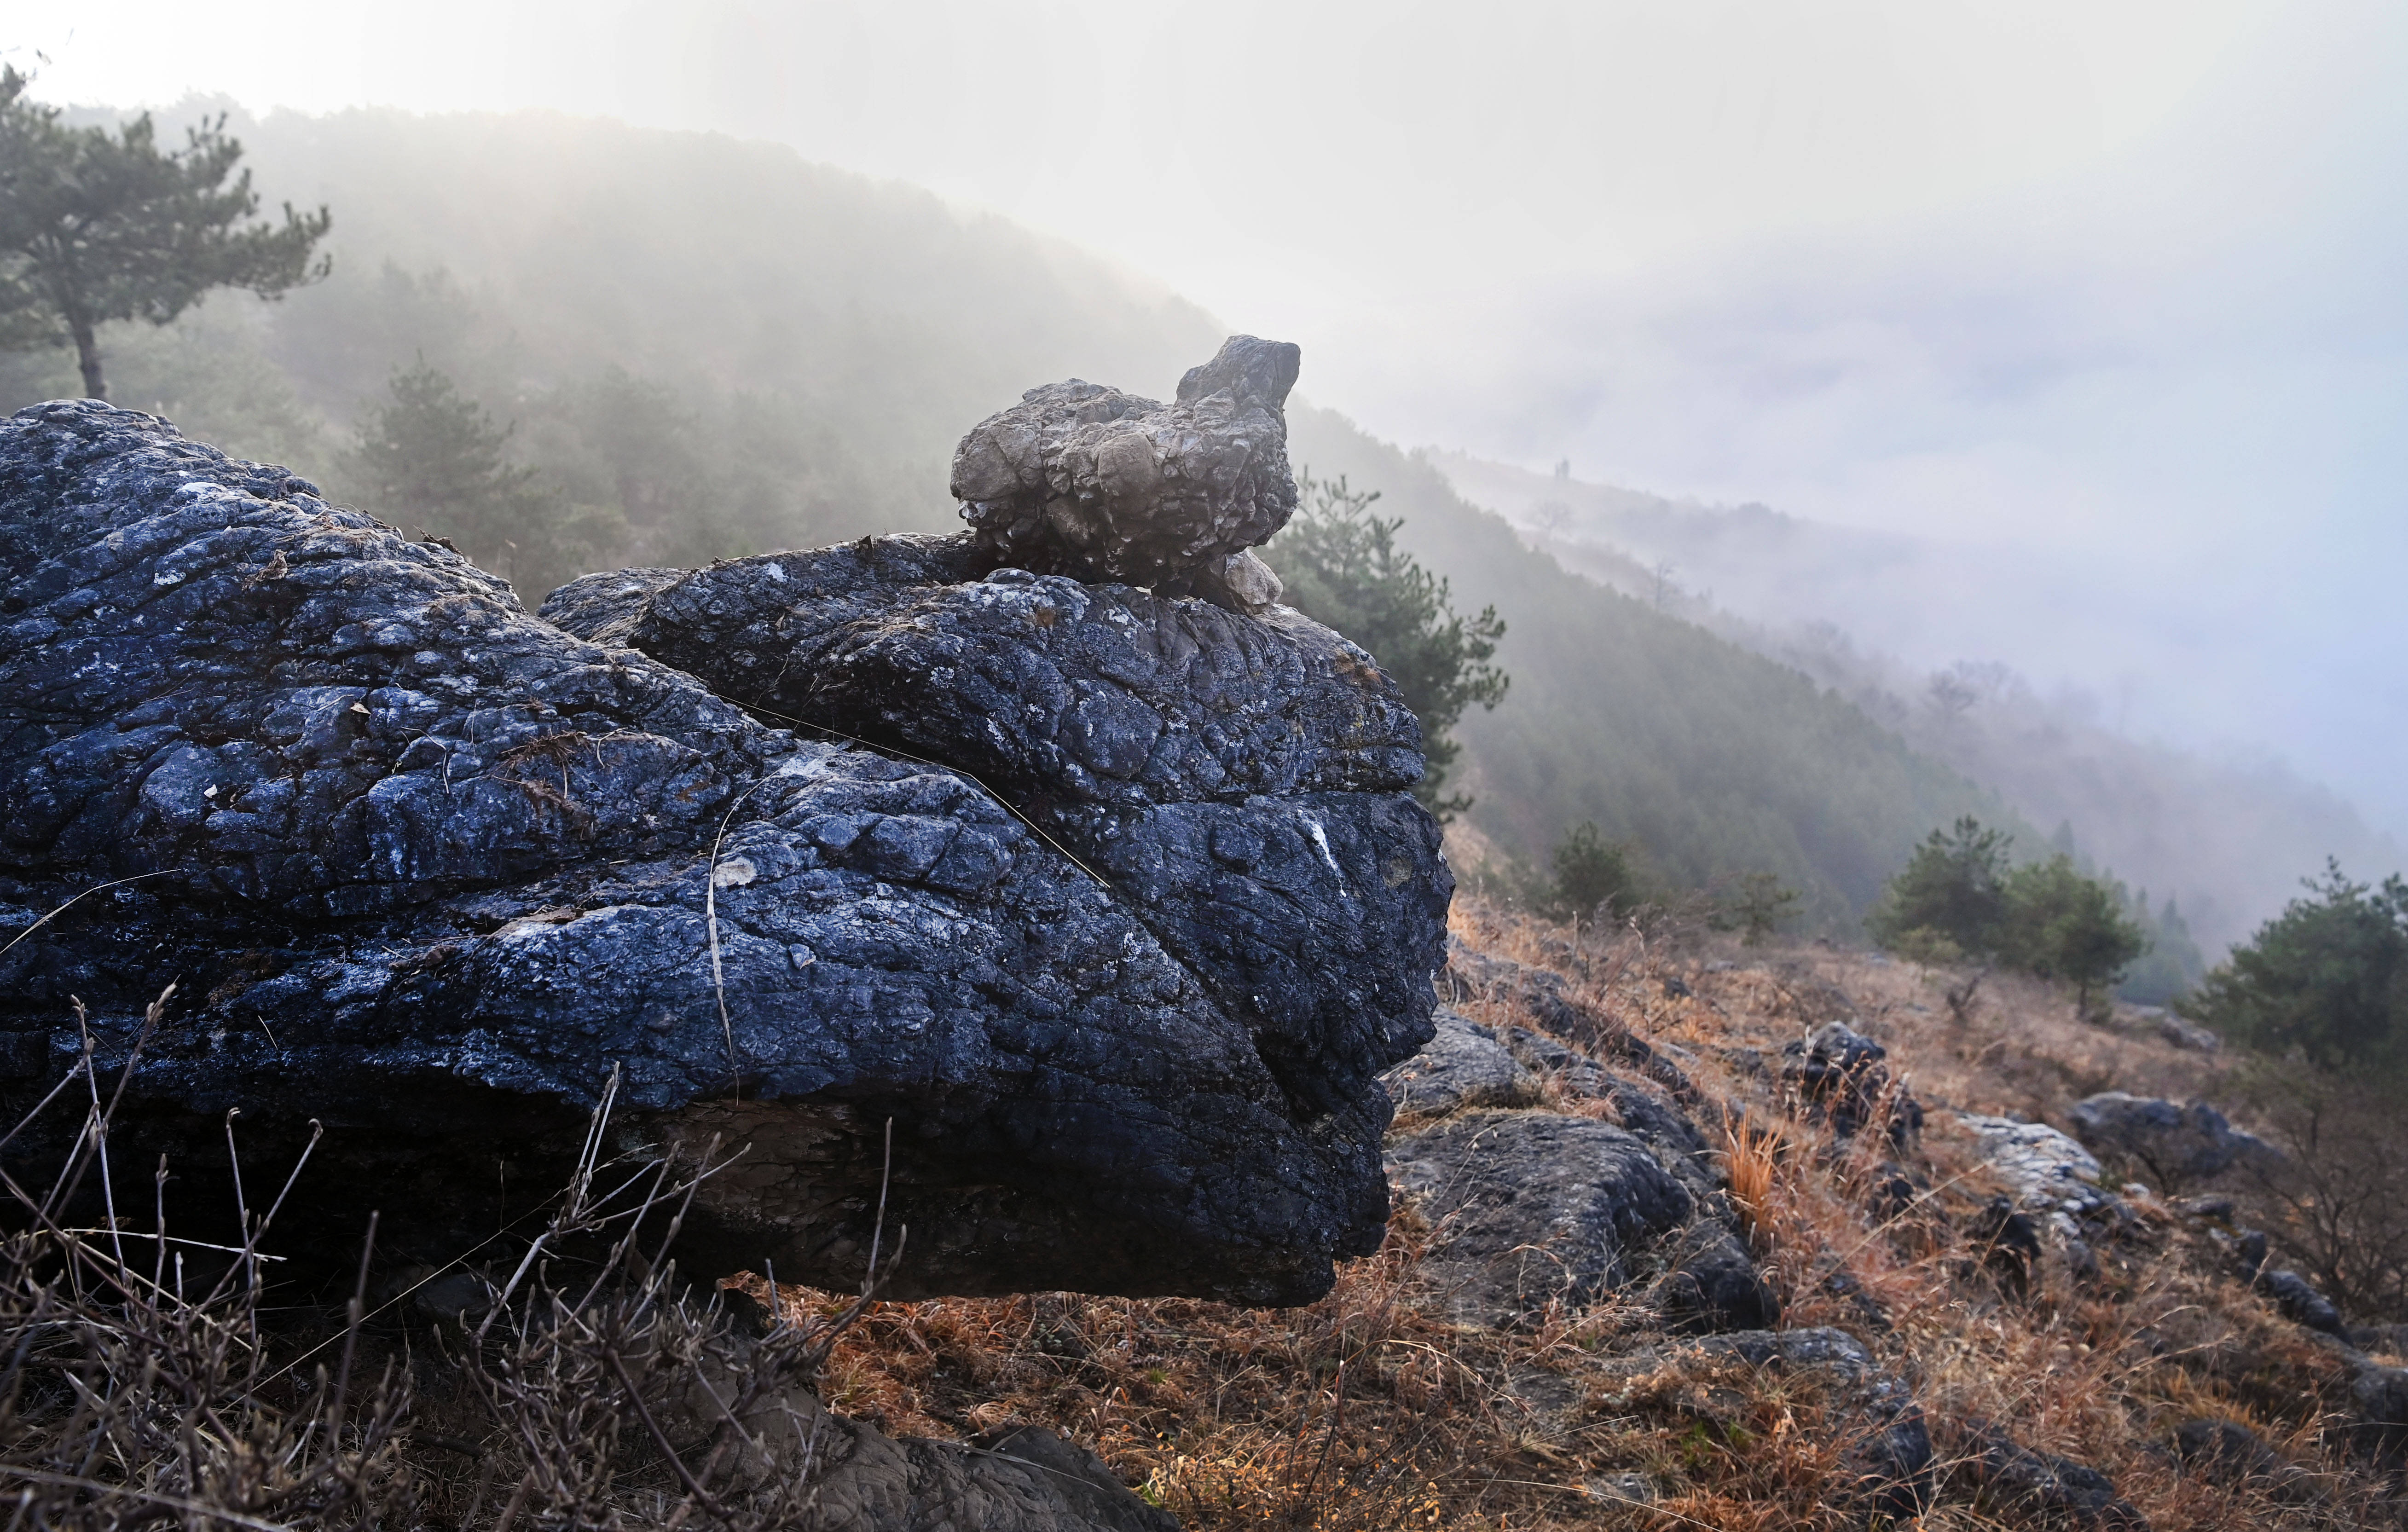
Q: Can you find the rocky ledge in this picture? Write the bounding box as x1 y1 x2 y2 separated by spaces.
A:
0 337 1445 1307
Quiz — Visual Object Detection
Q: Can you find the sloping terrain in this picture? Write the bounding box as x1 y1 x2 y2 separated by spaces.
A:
771 896 2408 1530
1431 450 2405 953
2 104 1223 554
0 104 2064 934
1287 409 2028 929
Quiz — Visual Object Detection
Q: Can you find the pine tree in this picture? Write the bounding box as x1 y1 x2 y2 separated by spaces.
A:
1549 821 1638 918
2184 862 2408 1071
1263 473 1507 817
2000 854 2148 1015
1866 816 2013 958
0 68 330 399
341 360 608 598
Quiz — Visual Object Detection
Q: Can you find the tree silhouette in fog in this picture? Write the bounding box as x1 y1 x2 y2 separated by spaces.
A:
1266 473 1508 819
0 67 330 399
342 359 608 599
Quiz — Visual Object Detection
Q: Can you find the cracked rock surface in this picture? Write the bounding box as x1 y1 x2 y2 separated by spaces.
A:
0 399 1447 1307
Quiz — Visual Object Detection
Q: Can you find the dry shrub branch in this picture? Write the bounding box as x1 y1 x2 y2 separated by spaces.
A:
0 1002 886 1530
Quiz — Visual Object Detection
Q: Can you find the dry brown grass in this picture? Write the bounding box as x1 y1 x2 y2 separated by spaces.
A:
0 1034 882 1530
757 897 2406 1529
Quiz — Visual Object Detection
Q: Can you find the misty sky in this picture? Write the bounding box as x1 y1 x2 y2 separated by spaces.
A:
17 0 2408 836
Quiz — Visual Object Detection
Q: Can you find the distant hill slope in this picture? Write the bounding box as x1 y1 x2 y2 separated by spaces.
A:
0 103 2042 933
0 104 1221 555
1288 410 2024 931
1431 452 2403 953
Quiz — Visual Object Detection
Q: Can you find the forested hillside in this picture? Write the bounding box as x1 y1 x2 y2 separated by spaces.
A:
0 103 1221 584
1436 453 2403 955
1287 411 2026 929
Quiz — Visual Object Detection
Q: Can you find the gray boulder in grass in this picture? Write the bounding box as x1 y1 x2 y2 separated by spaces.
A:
0 393 1447 1307
1378 1008 1535 1117
2067 1091 2277 1187
1386 1109 1693 1327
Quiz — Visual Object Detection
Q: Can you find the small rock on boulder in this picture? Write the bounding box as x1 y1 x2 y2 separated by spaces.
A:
949 335 1302 608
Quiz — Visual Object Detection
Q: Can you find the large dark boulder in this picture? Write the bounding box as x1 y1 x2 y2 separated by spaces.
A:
540 534 1445 1122
0 398 1448 1306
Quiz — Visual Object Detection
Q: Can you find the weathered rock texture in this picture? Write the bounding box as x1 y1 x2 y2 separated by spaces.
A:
1782 1021 1922 1145
949 335 1302 609
1387 1110 1691 1327
540 538 1444 1127
1959 1114 2112 1227
2066 1091 2275 1187
1374 962 1777 1334
1378 1008 1534 1118
0 398 1447 1307
1948 1418 2149 1529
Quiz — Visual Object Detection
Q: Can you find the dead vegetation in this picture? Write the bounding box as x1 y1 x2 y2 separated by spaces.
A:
747 899 2408 1528
0 1023 881 1530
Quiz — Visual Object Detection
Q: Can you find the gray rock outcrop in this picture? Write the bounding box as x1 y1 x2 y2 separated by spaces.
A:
0 396 1447 1307
1374 994 1776 1333
2066 1091 2275 1186
1386 1109 1692 1327
1959 1113 2113 1231
1654 1221 1780 1334
949 334 1302 610
1379 1008 1534 1117
2258 1267 2345 1335
1782 1021 1922 1144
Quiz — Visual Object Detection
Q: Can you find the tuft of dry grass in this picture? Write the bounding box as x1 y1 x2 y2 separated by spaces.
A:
0 1012 881 1530
1718 1123 1781 1250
